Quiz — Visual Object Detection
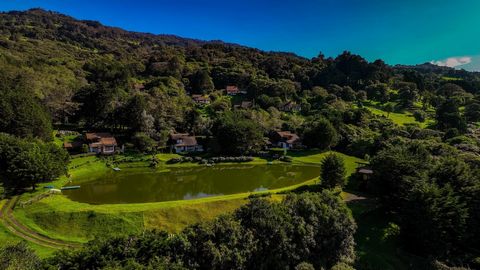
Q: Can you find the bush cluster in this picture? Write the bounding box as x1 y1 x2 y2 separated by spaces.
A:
167 156 254 165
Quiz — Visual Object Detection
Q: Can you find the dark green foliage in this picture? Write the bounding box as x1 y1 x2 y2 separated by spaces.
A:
398 84 418 108
320 154 347 189
0 242 41 270
213 112 265 155
45 192 356 270
413 110 426 122
0 73 53 141
370 141 480 262
131 132 157 153
436 99 466 132
303 118 338 150
190 69 215 94
0 133 69 191
465 102 480 122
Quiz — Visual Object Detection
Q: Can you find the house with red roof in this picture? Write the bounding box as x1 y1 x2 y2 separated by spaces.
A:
169 133 204 153
85 132 118 154
269 131 303 150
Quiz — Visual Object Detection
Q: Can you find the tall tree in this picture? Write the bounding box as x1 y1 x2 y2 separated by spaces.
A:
303 118 338 150
320 154 347 189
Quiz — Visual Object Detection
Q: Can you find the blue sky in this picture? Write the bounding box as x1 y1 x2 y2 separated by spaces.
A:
1 0 479 70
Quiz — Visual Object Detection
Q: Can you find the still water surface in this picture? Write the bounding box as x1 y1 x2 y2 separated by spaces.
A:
63 164 320 204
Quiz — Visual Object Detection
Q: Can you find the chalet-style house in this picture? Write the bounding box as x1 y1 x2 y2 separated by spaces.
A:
169 133 204 153
85 132 118 154
192 94 211 105
269 131 303 150
226 85 246 96
280 101 301 112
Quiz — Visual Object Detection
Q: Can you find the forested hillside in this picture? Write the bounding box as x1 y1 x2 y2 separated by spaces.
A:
1 8 480 270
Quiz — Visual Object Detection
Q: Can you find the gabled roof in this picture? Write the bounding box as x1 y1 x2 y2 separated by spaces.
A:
175 136 198 147
226 85 240 93
85 132 117 146
358 168 373 174
275 131 300 144
170 133 199 146
170 133 190 140
85 132 113 141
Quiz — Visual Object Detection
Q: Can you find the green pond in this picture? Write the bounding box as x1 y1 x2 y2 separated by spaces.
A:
62 164 320 204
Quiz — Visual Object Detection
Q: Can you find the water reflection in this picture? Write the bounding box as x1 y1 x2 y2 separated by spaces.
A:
63 164 320 204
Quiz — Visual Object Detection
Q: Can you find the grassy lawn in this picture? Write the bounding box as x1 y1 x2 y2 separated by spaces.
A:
9 151 363 252
289 150 363 175
364 104 434 128
0 200 56 258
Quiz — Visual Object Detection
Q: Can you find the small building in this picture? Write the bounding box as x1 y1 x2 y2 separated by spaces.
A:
85 132 118 154
356 166 373 190
269 131 303 150
226 85 240 95
357 167 373 180
169 133 204 153
226 85 246 96
192 94 211 105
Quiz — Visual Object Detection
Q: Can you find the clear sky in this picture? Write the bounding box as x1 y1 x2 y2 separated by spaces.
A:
1 0 479 70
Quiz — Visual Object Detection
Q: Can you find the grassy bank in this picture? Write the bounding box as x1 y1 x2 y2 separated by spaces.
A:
7 151 363 257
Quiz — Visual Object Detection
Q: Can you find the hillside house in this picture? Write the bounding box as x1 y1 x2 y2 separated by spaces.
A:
85 132 118 154
169 133 204 153
226 85 246 96
192 94 211 105
269 131 303 150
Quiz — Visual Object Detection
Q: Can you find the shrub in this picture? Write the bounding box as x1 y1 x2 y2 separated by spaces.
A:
279 156 292 162
413 110 426 122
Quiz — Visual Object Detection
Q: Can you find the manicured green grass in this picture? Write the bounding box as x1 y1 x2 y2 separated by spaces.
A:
52 131 81 147
364 105 434 128
0 200 57 258
289 150 363 175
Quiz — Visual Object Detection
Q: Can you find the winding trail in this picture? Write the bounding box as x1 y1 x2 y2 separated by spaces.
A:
0 196 81 249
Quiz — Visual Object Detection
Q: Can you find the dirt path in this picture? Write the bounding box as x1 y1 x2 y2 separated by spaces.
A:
0 196 81 249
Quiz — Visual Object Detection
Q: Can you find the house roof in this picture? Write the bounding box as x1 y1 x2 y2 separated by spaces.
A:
170 133 198 146
358 168 373 174
85 132 117 146
63 141 82 149
226 85 240 93
99 137 117 146
276 131 300 144
241 101 253 108
85 132 113 141
170 133 190 140
176 137 198 147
